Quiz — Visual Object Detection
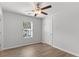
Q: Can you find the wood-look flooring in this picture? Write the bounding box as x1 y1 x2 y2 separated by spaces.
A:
0 43 75 57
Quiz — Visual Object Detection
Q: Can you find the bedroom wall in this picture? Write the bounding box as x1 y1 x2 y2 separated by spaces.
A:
42 15 53 46
2 10 42 50
53 2 79 56
0 5 3 51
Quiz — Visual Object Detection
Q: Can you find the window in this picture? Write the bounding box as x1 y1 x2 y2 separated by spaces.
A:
23 21 33 38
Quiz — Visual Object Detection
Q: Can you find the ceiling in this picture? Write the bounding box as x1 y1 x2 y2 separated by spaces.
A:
0 2 54 18
1 2 79 18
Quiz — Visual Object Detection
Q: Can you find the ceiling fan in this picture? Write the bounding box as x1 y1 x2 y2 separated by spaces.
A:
26 3 52 16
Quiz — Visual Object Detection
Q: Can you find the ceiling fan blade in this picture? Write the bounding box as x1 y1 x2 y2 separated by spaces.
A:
41 5 52 10
41 12 48 15
37 3 40 8
34 14 37 16
25 10 34 12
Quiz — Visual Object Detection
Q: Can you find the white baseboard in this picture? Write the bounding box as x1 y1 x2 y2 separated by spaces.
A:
2 41 41 51
42 41 78 57
53 45 79 57
41 41 53 46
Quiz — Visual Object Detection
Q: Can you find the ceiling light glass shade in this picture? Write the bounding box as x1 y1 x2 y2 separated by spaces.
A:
35 10 41 14
34 7 42 14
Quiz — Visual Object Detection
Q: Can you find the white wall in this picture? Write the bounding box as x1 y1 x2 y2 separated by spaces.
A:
3 10 42 50
0 5 3 51
0 5 2 50
53 2 79 56
42 15 53 46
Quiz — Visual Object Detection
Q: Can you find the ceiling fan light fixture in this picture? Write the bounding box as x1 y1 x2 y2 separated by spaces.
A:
25 3 52 16
34 9 42 14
